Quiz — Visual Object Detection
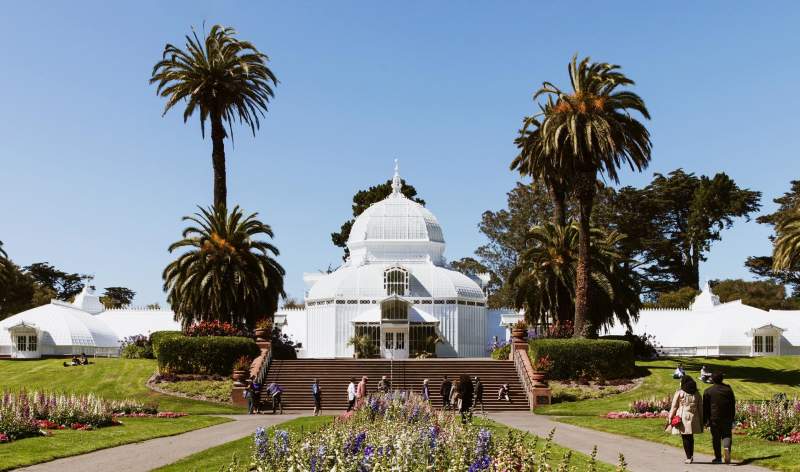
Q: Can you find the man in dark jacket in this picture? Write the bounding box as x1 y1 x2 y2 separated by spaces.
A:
458 374 474 423
440 375 452 410
473 376 485 414
703 372 736 464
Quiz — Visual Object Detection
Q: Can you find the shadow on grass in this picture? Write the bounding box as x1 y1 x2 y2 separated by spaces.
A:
654 358 800 392
739 454 782 465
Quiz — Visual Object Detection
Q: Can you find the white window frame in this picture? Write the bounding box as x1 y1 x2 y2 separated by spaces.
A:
384 267 409 296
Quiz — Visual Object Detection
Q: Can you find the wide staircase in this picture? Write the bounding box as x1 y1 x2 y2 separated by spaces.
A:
260 358 529 412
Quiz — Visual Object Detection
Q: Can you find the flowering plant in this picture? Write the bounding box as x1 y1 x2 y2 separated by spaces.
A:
628 396 671 414
241 391 628 471
233 356 252 371
532 355 552 372
735 398 800 441
185 320 245 337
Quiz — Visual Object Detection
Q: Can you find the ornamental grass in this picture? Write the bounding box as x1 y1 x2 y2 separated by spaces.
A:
240 391 626 471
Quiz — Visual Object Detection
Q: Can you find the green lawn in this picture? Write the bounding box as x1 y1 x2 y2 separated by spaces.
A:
539 356 800 471
156 416 617 471
0 358 243 414
156 379 234 404
538 356 800 416
154 416 335 472
0 416 229 471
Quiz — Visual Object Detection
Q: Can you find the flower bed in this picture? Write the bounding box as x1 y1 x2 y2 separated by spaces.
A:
0 390 185 442
240 392 628 471
735 398 800 442
604 396 670 420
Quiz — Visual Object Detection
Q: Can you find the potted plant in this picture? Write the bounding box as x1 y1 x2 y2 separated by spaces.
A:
511 320 528 342
347 334 374 359
254 319 272 341
531 355 551 387
232 356 251 382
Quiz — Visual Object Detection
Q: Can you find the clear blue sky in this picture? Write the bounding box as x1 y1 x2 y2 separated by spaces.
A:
1 1 799 305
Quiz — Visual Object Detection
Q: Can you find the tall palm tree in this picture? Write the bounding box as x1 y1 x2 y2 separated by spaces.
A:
773 208 800 271
0 241 7 282
151 25 278 209
536 55 651 337
512 115 568 226
508 222 639 333
163 205 285 330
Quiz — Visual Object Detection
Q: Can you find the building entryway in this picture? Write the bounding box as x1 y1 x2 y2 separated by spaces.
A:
381 327 408 359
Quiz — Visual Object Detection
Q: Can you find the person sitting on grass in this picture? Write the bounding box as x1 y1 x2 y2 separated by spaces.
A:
699 365 712 383
673 364 685 379
80 353 89 365
71 355 81 366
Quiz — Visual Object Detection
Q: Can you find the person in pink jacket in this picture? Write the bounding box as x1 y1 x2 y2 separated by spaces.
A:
356 375 368 407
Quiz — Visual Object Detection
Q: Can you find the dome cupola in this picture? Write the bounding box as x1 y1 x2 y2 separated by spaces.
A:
346 161 445 265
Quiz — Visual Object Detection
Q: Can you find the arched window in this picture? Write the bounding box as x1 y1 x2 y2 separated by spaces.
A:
381 299 408 321
384 266 409 296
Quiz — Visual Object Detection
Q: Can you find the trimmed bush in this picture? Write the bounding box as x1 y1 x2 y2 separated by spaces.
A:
528 338 634 380
156 335 259 375
150 331 184 359
600 332 658 360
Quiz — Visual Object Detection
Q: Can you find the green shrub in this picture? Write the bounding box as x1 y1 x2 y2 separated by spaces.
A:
600 332 658 360
150 331 184 358
491 344 511 360
528 338 634 380
156 335 259 375
121 343 152 359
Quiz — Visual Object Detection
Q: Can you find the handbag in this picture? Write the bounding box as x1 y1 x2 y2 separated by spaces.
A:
670 415 682 427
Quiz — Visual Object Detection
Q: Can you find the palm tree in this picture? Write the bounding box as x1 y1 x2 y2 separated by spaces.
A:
512 115 568 226
535 55 651 337
0 240 7 282
508 222 640 334
163 205 285 330
773 208 800 271
151 25 277 209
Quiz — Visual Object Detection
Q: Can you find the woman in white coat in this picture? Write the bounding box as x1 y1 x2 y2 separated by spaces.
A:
667 376 704 464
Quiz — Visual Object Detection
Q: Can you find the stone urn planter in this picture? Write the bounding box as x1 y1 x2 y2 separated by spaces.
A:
531 371 548 387
511 323 528 343
254 328 269 342
232 369 248 383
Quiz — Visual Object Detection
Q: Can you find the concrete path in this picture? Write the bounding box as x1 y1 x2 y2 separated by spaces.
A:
488 412 770 472
15 413 302 472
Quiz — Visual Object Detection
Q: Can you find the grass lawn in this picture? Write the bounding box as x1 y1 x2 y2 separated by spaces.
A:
0 416 229 471
153 416 334 472
538 356 800 416
156 379 234 403
156 416 617 471
0 358 243 414
539 356 800 471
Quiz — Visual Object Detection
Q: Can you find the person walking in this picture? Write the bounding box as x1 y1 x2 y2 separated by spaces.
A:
704 372 736 464
667 376 703 464
311 378 322 416
458 374 474 423
473 376 484 414
356 375 368 407
347 377 356 412
244 378 256 415
266 382 283 414
378 375 391 394
497 383 511 402
450 378 461 412
440 375 452 410
422 379 431 402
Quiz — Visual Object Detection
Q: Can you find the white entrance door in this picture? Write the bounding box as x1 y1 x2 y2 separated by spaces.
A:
382 328 408 359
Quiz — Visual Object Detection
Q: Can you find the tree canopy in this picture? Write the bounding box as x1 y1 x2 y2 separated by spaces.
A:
100 287 137 308
22 262 92 301
710 279 799 311
331 179 424 260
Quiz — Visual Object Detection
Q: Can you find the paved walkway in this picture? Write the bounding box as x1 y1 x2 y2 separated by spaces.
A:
16 413 302 472
488 412 770 472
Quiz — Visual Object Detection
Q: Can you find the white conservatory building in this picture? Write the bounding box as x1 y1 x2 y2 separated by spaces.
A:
0 286 179 359
277 164 501 359
606 283 800 357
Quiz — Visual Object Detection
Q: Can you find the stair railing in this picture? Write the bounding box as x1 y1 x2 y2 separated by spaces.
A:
255 347 273 385
512 347 535 410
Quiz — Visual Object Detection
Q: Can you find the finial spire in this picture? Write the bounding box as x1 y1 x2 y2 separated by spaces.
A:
391 159 401 195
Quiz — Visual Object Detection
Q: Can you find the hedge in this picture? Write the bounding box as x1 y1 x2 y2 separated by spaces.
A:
156 335 260 375
528 338 634 380
600 333 658 360
491 344 511 360
150 330 184 359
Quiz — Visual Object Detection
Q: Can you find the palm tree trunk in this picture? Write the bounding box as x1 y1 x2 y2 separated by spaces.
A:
548 182 567 227
210 112 227 209
574 173 595 338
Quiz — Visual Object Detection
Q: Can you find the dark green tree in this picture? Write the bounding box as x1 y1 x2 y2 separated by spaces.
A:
644 287 700 309
475 181 555 309
23 262 92 301
0 262 56 320
151 25 277 209
508 222 640 333
100 287 137 308
163 205 285 330
710 279 800 310
536 55 652 337
331 179 424 259
747 181 800 293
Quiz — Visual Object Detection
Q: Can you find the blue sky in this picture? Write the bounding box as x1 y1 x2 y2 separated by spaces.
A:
1 1 798 305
